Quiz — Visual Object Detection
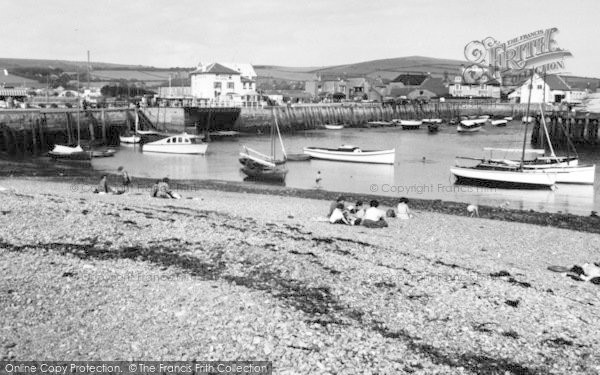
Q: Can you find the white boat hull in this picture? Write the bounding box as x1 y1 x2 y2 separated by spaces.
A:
120 135 141 144
422 118 442 124
524 165 595 184
450 166 556 187
143 143 208 154
324 125 344 130
457 122 482 132
303 147 395 164
491 119 508 126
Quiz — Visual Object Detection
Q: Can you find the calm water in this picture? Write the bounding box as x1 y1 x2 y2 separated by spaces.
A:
93 122 600 215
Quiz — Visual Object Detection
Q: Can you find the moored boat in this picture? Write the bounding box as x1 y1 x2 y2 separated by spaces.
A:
422 118 443 124
394 119 422 130
450 164 557 188
47 145 91 160
504 116 513 121
90 148 117 158
142 133 208 154
303 145 395 164
366 121 393 127
427 123 439 133
457 120 483 133
490 119 508 126
324 124 345 130
120 135 141 144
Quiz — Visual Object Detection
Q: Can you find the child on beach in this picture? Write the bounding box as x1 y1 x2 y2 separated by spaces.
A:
329 203 350 225
93 175 116 194
328 196 345 217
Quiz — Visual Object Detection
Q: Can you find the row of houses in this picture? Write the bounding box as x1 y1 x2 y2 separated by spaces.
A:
302 71 600 104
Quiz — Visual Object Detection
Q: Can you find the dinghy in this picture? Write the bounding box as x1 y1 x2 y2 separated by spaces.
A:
324 124 344 130
48 145 91 160
457 120 483 133
303 145 395 164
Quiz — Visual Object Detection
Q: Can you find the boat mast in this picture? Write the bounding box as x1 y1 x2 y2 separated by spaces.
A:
274 111 287 159
77 71 81 146
520 70 535 170
539 103 557 158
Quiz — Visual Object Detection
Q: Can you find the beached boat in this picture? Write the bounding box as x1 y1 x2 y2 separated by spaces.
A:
490 119 508 126
142 133 208 154
478 115 491 120
120 135 141 144
239 112 288 182
457 120 483 133
395 120 422 130
303 145 395 164
504 116 513 121
422 118 443 124
48 145 91 160
324 124 344 130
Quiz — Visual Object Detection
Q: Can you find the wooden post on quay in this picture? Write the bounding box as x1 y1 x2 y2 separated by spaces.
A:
31 119 38 156
101 109 107 143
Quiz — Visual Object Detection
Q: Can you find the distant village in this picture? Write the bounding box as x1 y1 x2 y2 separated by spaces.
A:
1 60 599 109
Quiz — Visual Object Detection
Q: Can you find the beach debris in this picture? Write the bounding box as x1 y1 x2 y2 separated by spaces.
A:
505 299 520 308
548 263 600 284
467 204 479 217
490 270 511 277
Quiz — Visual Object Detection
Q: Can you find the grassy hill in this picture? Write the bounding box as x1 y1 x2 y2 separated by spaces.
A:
0 57 150 71
255 56 467 82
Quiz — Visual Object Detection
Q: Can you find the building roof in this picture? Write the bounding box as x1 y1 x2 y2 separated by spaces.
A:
543 75 570 91
391 74 428 86
221 63 257 79
560 75 600 91
190 63 240 75
0 88 28 96
389 87 415 97
419 77 449 96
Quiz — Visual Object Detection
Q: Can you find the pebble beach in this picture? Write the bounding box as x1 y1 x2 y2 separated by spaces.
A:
1 176 600 374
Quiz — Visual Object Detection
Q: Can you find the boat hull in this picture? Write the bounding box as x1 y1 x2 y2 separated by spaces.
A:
523 165 596 184
324 125 344 130
142 144 208 154
427 123 439 133
303 147 395 164
91 149 117 158
491 120 508 126
457 124 482 132
120 135 141 144
450 166 556 188
48 151 91 160
239 158 288 182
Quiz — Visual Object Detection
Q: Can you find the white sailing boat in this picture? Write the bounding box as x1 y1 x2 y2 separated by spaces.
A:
451 73 559 189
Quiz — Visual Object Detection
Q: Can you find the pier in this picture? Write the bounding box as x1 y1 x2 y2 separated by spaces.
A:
530 112 600 148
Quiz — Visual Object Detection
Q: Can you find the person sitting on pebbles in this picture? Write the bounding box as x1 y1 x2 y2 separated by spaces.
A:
361 200 388 228
328 196 346 217
152 177 181 199
397 197 413 220
329 203 350 225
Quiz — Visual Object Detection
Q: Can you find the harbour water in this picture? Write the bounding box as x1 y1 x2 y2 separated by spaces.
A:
93 122 600 215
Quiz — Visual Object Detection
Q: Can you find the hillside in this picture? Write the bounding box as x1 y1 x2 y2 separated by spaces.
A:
255 56 467 82
0 57 151 71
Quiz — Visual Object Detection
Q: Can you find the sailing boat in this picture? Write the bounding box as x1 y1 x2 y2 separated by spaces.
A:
48 80 91 160
239 112 288 182
450 71 558 188
486 104 596 184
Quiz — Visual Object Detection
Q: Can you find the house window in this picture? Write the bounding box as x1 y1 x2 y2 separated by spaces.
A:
227 82 235 89
354 87 363 93
537 84 543 89
214 82 221 89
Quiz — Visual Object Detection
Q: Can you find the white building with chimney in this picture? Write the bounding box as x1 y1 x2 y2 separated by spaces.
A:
190 62 259 106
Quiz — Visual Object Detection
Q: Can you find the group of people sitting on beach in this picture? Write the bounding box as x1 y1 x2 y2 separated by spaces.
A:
328 196 412 228
93 166 180 199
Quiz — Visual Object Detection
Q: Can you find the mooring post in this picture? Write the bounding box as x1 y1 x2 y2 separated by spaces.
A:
31 119 38 156
101 109 107 143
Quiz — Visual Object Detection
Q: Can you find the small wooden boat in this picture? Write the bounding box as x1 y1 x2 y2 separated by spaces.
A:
286 153 311 161
478 115 491 120
324 124 344 130
394 120 422 130
142 133 208 154
303 145 395 164
120 135 141 144
427 123 440 133
91 148 117 158
48 145 91 160
504 116 513 121
240 113 288 182
366 121 393 127
490 119 508 126
422 118 443 124
457 120 483 133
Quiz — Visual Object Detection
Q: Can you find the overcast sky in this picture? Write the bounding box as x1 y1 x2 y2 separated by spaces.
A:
2 0 599 76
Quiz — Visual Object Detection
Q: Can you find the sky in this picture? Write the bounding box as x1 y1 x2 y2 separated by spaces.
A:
2 0 600 76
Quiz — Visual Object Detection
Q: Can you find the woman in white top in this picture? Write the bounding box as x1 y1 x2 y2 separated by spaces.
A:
329 203 350 225
362 200 388 228
397 197 412 220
